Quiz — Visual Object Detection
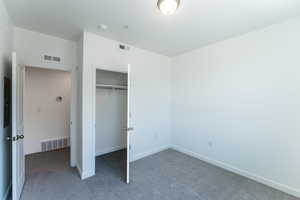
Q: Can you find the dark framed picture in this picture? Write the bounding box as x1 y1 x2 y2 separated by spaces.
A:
3 77 11 128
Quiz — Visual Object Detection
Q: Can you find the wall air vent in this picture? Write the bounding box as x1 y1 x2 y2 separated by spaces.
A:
44 55 52 61
119 44 130 51
43 55 62 63
41 137 69 152
52 56 61 62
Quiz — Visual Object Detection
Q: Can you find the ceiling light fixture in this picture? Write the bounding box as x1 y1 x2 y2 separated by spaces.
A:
157 0 180 16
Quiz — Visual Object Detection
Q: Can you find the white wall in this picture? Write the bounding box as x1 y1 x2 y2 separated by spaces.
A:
75 36 83 173
14 27 78 166
171 16 300 197
95 70 127 156
24 67 71 155
13 27 76 71
0 0 13 199
79 32 171 178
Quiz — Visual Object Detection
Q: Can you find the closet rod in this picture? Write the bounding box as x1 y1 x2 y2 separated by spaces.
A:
96 83 127 90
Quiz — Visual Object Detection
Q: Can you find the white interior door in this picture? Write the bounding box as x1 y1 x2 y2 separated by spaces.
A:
12 52 25 200
126 65 132 184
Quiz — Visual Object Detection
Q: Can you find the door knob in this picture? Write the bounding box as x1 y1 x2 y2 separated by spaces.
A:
17 135 24 140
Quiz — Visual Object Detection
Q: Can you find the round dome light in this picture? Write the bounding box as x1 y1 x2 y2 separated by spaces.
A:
157 0 180 16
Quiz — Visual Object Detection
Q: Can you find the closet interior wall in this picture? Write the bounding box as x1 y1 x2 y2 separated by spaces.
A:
95 69 128 156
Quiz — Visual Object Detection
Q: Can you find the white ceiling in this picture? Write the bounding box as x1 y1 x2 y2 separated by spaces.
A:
4 0 300 56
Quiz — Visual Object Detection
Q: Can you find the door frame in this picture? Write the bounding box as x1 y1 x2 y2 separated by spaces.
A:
92 64 131 183
21 64 77 167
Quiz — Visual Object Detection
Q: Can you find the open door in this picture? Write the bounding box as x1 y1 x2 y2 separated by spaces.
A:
12 52 25 200
125 65 133 184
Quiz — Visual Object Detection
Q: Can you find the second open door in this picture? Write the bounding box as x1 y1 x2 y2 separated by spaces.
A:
125 65 132 184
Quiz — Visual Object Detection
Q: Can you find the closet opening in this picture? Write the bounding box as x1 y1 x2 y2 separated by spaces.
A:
95 68 130 183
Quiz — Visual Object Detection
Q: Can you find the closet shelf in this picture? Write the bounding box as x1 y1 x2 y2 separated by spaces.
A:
96 83 128 90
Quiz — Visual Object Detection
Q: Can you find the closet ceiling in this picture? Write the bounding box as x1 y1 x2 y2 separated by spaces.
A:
4 0 300 56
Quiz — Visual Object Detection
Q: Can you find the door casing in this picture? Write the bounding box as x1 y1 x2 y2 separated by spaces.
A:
93 64 132 183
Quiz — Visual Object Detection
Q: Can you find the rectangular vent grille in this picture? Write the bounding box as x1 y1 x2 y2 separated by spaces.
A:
41 137 69 152
44 55 52 61
119 44 130 51
52 56 61 62
43 55 61 63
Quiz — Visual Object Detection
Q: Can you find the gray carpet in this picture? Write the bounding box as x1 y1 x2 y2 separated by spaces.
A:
20 148 299 200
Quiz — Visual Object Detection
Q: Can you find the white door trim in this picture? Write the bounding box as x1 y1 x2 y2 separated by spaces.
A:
92 64 131 182
22 65 77 167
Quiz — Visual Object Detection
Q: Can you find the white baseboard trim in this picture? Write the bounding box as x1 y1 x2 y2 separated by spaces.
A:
81 170 95 180
171 145 300 198
76 165 83 178
2 183 11 200
95 146 125 157
131 144 171 162
76 165 95 180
